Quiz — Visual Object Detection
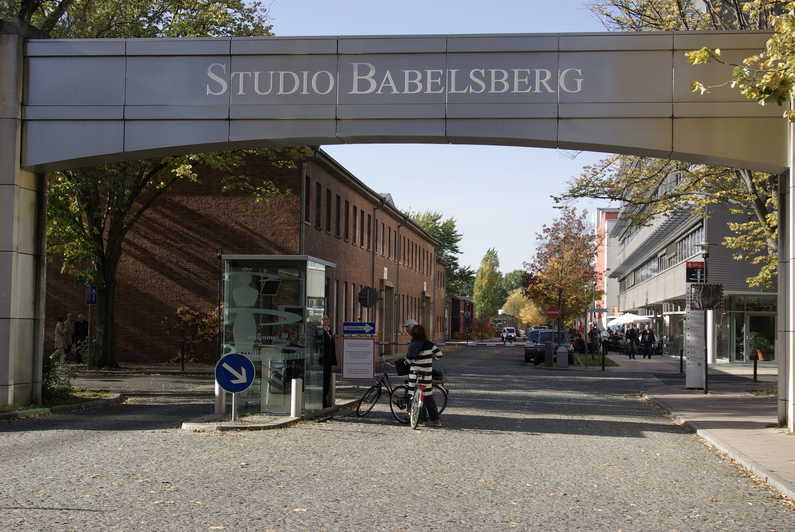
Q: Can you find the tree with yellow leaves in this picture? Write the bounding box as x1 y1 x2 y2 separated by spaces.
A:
502 289 545 328
524 208 600 329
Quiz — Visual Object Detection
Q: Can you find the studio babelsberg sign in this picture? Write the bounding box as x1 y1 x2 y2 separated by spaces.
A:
206 63 584 97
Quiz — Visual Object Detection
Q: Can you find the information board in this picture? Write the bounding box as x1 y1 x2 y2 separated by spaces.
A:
343 338 375 380
685 310 705 389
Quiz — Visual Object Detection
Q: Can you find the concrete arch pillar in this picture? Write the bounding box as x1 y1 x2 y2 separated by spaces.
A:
0 22 47 406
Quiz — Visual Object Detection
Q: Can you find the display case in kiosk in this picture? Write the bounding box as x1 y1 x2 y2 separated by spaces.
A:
218 255 335 416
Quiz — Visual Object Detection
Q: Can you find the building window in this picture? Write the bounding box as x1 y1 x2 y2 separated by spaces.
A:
388 227 392 258
344 200 350 240
344 281 349 321
325 189 332 232
314 182 321 229
335 280 340 332
334 194 341 237
381 222 385 255
367 214 372 250
304 175 311 222
360 212 365 248
352 206 358 245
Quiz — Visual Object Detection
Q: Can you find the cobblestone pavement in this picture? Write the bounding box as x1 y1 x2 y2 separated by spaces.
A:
2 346 793 531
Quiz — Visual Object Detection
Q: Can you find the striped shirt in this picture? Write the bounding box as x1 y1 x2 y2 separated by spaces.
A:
406 340 442 398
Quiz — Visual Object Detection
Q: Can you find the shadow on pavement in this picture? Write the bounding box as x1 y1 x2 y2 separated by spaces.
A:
0 401 212 433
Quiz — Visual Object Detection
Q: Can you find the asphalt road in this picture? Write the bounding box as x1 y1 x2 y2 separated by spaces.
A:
1 346 792 531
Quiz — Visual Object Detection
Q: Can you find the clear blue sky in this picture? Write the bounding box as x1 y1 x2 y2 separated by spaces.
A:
264 0 610 273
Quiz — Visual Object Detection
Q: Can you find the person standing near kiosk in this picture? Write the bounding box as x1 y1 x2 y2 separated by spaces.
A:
321 315 337 409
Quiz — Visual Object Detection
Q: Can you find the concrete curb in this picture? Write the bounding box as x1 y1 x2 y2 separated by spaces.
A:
180 398 360 433
0 393 125 421
643 392 795 502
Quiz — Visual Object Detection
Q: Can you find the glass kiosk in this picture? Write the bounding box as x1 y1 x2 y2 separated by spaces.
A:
220 255 335 415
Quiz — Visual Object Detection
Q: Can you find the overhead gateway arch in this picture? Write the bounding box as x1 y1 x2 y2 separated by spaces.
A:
1 27 793 431
22 31 785 171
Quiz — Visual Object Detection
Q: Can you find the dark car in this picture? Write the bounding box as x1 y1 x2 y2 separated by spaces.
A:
524 329 574 365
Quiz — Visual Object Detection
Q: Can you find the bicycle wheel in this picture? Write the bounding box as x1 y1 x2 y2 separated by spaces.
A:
432 384 448 415
389 385 410 424
409 391 422 429
356 385 381 417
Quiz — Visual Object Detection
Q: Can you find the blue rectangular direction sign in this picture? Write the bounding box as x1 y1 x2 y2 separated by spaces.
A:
343 322 376 335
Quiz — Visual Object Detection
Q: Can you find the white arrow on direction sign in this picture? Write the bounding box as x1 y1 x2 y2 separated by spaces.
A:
222 362 248 384
346 324 374 333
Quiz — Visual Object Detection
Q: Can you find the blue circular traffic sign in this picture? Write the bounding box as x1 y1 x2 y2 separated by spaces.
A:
215 353 256 393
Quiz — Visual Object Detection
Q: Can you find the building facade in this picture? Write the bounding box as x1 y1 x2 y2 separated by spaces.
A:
449 296 474 339
46 149 445 365
594 208 620 329
609 207 776 364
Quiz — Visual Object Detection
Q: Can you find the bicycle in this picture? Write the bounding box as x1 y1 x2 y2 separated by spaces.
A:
409 383 425 429
356 357 448 423
389 374 448 425
356 358 416 423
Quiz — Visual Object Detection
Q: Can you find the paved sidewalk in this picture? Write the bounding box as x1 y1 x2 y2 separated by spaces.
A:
608 353 794 501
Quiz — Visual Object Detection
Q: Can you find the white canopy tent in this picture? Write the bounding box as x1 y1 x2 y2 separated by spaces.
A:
607 313 653 327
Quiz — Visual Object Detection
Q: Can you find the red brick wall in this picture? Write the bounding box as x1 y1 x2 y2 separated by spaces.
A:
302 158 445 350
46 161 301 363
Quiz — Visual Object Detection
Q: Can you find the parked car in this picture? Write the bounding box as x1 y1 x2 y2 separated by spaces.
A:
502 326 517 343
524 329 574 365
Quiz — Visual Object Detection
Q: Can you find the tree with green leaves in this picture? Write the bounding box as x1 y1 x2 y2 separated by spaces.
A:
406 210 475 296
0 0 308 367
557 0 783 289
473 248 506 318
525 208 599 329
503 269 530 294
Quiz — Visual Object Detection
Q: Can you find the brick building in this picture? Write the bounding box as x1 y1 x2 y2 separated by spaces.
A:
46 149 445 364
449 296 474 339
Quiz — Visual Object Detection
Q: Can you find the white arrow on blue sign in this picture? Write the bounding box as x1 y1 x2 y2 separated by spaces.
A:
215 353 256 393
343 322 376 335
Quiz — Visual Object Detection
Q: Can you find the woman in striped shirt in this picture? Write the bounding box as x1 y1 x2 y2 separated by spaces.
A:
405 324 442 426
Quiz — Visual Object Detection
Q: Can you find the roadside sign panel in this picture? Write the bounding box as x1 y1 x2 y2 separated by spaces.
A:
343 321 376 335
215 353 256 393
342 338 375 380
686 261 706 283
684 311 705 389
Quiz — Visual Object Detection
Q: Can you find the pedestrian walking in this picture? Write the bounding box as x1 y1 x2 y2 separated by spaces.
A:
626 324 638 359
50 316 67 363
588 325 599 353
405 324 442 427
641 325 656 359
73 313 89 364
64 312 76 361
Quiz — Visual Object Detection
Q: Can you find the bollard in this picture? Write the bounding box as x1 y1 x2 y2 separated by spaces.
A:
290 378 303 418
753 356 758 382
601 342 606 372
679 349 684 374
214 380 225 415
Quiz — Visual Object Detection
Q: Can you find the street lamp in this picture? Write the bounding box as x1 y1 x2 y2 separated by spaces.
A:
698 241 710 394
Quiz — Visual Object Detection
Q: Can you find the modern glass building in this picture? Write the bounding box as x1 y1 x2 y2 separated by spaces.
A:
609 208 776 364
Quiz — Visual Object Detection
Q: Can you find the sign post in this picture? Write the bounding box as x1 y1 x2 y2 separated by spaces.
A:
215 353 256 422
685 261 706 392
342 321 377 380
